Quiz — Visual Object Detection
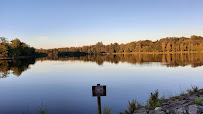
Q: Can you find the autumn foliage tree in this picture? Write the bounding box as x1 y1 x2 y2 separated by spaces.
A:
36 35 203 56
0 37 35 57
2 35 203 58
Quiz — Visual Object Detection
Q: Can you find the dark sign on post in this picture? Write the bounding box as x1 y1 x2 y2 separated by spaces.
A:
92 84 106 114
92 85 106 96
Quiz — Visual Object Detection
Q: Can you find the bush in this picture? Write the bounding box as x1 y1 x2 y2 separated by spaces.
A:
187 85 199 95
103 106 112 114
169 96 180 101
194 98 202 105
147 89 161 110
125 99 143 114
38 102 48 114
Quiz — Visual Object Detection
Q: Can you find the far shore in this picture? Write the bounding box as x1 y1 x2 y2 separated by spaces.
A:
1 51 203 60
107 51 203 55
0 56 32 60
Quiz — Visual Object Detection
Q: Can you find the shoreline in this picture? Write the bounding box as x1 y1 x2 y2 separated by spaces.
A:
1 51 203 60
122 87 203 114
108 51 203 55
0 56 33 60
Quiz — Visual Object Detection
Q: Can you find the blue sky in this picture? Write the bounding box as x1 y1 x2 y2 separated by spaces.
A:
0 0 203 49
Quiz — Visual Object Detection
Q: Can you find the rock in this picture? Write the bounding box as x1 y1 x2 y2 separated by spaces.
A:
122 91 203 114
155 107 162 111
199 97 203 100
179 100 192 105
133 109 148 114
132 111 147 114
189 96 197 100
199 106 203 112
183 100 192 104
174 107 187 114
181 100 194 107
175 99 179 102
188 105 201 114
156 111 167 114
153 107 167 114
199 89 203 94
180 95 188 100
149 110 155 114
162 103 169 106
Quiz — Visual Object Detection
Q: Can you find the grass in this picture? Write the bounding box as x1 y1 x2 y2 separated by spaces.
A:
147 90 161 110
103 106 112 114
123 86 202 113
23 102 48 114
168 95 180 101
38 102 48 114
194 98 202 105
125 99 143 114
187 85 199 95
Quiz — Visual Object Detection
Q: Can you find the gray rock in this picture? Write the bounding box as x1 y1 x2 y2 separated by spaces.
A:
149 110 155 114
175 107 187 114
199 89 203 94
188 105 201 114
182 100 194 107
162 103 170 106
199 97 203 100
155 107 162 111
156 111 166 114
199 106 203 112
189 96 197 100
153 107 167 114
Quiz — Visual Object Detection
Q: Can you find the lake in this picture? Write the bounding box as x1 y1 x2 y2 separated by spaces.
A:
0 53 203 114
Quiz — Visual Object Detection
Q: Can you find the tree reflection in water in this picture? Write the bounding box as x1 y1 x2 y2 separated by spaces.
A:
1 53 203 78
0 59 35 78
37 53 203 67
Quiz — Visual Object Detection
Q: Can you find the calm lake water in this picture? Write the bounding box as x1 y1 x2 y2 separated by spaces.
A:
0 53 203 114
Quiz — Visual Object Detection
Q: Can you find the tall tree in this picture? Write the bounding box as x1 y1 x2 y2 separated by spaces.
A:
166 43 171 52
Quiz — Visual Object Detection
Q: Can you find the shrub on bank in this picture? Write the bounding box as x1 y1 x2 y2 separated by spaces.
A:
194 98 202 105
147 90 161 110
125 99 143 114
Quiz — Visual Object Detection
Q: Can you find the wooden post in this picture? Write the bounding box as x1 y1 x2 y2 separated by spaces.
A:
97 84 101 114
92 84 106 114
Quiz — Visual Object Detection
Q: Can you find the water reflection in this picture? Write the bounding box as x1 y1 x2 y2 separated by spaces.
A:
37 53 203 67
1 53 203 78
0 59 35 78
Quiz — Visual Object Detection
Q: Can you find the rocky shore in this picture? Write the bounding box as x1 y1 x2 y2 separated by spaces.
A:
123 87 203 114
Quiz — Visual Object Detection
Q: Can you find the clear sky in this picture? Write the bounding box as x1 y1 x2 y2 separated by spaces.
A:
1 0 203 49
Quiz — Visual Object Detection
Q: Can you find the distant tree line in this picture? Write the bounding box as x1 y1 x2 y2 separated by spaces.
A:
1 35 203 58
0 37 35 57
36 35 203 56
